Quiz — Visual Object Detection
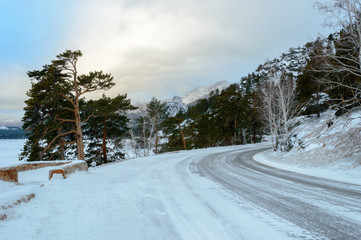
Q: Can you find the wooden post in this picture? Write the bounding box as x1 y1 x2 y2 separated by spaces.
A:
0 168 18 182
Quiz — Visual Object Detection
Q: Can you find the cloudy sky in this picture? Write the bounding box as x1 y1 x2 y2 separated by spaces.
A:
0 0 329 126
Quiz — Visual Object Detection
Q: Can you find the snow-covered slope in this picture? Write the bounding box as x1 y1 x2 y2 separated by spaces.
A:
182 80 230 106
166 96 188 117
260 108 361 171
255 45 311 79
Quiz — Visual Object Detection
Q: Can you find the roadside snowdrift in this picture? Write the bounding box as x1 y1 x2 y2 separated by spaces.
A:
255 108 361 184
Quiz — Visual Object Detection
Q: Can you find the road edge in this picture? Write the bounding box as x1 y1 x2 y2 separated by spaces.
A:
253 149 361 185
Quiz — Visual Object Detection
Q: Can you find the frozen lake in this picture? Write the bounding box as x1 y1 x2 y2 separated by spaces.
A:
0 139 26 167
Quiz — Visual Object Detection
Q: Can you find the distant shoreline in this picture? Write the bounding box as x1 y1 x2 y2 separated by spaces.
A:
0 128 26 139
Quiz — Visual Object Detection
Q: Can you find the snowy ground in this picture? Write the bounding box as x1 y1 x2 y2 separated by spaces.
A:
254 149 361 185
0 139 26 168
1 144 286 240
254 108 361 185
1 140 361 239
284 109 361 169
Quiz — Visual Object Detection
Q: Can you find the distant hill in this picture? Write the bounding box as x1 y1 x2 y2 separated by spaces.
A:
0 126 26 139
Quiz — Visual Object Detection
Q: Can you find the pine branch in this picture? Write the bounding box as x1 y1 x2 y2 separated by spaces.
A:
57 93 76 109
55 117 76 123
62 107 76 112
40 130 77 159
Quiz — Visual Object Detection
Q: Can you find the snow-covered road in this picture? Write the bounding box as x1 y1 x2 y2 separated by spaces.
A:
1 143 361 240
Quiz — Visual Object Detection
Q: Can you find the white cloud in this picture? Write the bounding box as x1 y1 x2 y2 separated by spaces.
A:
63 0 327 101
0 0 328 122
0 65 30 110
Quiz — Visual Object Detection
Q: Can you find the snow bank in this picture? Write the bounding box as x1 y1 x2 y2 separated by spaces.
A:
254 108 361 185
254 150 361 185
286 109 361 166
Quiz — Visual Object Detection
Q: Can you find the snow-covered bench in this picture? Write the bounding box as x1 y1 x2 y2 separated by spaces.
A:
49 161 88 180
0 160 88 182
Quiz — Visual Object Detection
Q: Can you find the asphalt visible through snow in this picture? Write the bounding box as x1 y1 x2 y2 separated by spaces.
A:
195 147 361 240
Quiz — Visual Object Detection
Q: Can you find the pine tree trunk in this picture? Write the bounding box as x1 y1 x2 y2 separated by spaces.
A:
234 118 237 144
253 124 257 143
176 120 186 150
102 120 107 163
58 128 65 160
72 65 85 160
75 119 85 160
74 98 85 160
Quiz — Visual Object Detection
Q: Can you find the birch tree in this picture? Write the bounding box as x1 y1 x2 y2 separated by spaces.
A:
316 0 361 104
276 73 299 151
146 97 168 154
135 115 153 156
260 80 279 150
260 72 299 151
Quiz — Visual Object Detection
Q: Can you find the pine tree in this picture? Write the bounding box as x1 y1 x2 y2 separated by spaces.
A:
163 110 188 151
83 94 135 165
296 39 327 117
21 50 115 161
20 65 75 161
52 50 115 160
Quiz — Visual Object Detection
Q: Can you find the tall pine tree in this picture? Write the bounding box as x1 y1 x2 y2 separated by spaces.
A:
21 50 115 161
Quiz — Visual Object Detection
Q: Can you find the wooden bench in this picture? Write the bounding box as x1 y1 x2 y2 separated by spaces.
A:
49 169 66 180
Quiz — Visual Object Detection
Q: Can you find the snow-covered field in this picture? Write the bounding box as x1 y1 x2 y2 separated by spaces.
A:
1 143 294 240
0 139 26 168
1 140 361 239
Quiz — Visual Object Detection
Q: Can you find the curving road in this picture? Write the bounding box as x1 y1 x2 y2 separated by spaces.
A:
192 145 361 239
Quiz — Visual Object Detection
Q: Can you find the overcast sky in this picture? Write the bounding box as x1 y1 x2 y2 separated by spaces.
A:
0 0 329 126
